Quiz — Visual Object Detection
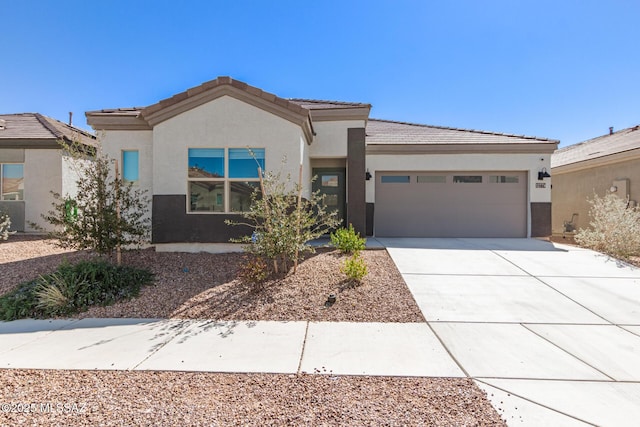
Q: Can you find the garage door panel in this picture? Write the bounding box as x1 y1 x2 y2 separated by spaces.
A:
375 172 527 237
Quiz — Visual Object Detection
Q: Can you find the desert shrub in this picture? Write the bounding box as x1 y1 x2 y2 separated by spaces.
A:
42 140 150 261
0 210 15 241
575 193 640 259
238 255 270 291
228 165 341 276
341 252 368 285
0 259 153 320
331 224 366 254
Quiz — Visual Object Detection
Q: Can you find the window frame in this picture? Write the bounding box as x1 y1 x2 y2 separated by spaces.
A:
121 150 140 184
186 147 264 214
0 163 25 201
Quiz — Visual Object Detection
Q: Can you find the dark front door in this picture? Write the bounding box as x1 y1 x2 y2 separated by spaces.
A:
312 168 346 229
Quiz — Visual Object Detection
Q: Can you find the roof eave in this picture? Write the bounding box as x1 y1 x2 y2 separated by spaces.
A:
366 142 558 155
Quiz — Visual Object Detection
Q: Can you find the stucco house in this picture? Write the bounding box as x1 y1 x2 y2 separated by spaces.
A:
551 124 640 235
0 113 96 232
85 76 557 251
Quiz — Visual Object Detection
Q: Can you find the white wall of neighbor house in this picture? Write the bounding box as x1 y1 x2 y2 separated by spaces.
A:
24 149 62 231
309 120 366 158
152 95 311 197
364 153 552 203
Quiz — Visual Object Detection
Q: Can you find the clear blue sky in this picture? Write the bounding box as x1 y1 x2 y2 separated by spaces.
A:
2 0 639 147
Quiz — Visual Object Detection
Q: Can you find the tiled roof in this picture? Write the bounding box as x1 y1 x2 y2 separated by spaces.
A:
366 119 558 145
141 76 309 119
288 98 371 110
551 125 640 168
0 113 96 146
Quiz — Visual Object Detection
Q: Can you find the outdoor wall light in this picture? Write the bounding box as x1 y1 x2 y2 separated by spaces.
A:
610 185 618 193
538 168 551 181
365 170 372 181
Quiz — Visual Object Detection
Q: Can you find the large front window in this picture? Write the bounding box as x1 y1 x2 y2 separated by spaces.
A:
188 148 264 213
1 163 24 201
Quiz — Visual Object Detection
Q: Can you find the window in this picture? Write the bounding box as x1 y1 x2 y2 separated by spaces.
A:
188 148 264 213
453 175 482 183
417 175 446 183
122 150 139 183
381 175 410 183
1 163 24 201
489 175 519 183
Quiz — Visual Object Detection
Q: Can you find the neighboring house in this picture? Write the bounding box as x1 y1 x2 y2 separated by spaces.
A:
0 113 96 232
85 76 557 251
551 125 640 235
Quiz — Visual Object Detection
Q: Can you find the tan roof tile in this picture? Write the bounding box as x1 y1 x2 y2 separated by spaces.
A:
552 125 640 168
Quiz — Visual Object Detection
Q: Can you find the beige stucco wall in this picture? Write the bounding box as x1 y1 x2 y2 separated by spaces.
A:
365 152 552 203
309 120 366 158
551 157 640 234
100 130 154 197
24 149 62 231
152 95 311 198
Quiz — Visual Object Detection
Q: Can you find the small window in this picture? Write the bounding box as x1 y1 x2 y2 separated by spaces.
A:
229 148 264 178
122 150 139 183
1 163 24 200
417 175 446 183
321 175 339 187
489 175 519 184
189 148 224 178
381 175 410 183
453 175 482 183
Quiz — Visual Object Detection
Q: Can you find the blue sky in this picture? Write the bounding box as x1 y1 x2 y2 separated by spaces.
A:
2 0 638 147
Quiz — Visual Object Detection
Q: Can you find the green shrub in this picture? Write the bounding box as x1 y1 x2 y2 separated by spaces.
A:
341 253 368 285
575 193 640 259
331 224 366 254
0 259 153 321
0 210 15 241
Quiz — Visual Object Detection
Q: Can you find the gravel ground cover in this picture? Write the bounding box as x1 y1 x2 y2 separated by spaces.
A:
0 235 506 426
1 235 424 322
0 370 505 426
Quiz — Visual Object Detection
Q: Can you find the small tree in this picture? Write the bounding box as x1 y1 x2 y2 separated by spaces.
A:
575 193 640 259
42 140 150 262
228 167 342 276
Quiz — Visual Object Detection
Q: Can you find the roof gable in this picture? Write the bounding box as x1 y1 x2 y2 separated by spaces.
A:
140 77 315 143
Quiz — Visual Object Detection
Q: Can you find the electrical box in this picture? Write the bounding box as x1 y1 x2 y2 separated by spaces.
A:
612 178 630 198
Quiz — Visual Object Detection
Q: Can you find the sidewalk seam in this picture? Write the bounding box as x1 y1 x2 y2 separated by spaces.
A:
296 321 310 374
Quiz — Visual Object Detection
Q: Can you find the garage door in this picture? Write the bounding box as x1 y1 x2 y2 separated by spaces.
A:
375 171 527 237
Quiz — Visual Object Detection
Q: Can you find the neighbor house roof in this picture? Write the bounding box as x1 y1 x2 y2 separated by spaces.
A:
552 124 640 169
0 113 96 148
365 119 558 154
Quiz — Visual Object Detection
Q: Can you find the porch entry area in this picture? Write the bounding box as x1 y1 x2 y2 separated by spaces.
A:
312 167 346 229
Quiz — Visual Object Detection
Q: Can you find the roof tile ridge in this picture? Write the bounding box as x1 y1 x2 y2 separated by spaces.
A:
34 113 65 139
289 98 370 106
43 115 96 140
369 118 556 142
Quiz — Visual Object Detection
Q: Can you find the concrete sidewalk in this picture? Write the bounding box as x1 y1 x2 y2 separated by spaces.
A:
0 318 462 377
381 237 640 427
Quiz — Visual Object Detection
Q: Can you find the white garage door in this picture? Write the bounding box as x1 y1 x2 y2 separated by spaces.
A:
375 171 527 237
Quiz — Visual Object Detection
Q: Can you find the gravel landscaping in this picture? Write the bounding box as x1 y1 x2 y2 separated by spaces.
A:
0 370 505 426
0 235 506 426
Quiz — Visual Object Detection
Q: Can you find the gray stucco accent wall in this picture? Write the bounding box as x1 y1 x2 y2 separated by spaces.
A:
531 202 552 237
152 195 252 243
347 128 366 236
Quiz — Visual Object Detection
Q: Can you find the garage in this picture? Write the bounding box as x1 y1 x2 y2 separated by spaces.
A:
374 171 527 237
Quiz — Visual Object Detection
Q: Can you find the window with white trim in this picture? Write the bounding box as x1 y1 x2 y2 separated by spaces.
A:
1 163 24 201
187 148 264 213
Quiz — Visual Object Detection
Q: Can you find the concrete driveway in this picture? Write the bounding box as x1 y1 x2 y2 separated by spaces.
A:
379 237 640 427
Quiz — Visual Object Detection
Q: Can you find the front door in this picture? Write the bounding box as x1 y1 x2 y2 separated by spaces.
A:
312 168 346 230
